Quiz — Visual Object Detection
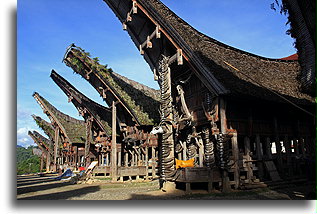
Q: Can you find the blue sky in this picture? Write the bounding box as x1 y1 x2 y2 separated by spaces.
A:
17 0 296 147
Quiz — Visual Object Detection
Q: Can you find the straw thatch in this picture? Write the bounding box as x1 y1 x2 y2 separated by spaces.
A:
143 0 315 104
64 46 161 125
50 70 113 136
33 92 86 144
103 0 315 105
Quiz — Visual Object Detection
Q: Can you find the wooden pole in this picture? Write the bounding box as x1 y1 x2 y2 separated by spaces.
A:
232 132 239 189
273 117 283 175
219 97 230 192
244 136 253 183
283 135 293 177
111 101 117 182
54 128 59 172
152 147 156 179
145 145 149 180
255 134 264 179
125 151 129 167
198 138 204 167
265 137 273 160
46 153 51 172
85 118 92 166
40 153 44 172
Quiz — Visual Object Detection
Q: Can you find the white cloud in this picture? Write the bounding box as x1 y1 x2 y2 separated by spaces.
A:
17 127 34 148
17 127 28 135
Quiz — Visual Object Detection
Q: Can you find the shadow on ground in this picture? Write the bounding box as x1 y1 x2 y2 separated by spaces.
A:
17 185 100 200
17 180 75 195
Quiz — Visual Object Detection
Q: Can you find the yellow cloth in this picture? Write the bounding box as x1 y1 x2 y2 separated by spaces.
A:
175 158 194 169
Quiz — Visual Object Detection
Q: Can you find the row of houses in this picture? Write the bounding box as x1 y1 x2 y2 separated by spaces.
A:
29 0 315 192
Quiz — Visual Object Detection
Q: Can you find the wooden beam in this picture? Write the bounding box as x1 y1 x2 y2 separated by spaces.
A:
283 135 293 177
54 128 60 172
244 136 253 183
219 97 230 192
273 117 283 175
152 146 156 179
232 132 240 189
111 101 117 182
255 135 264 179
85 119 92 166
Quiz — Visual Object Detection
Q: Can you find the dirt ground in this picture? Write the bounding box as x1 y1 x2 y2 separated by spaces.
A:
16 174 315 200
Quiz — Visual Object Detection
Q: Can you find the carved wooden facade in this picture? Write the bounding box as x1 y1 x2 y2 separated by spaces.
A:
101 0 315 191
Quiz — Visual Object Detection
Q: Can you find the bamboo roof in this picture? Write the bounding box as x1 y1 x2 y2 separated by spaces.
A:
28 130 53 156
33 92 86 144
50 70 113 136
63 45 160 126
103 0 315 105
32 114 55 141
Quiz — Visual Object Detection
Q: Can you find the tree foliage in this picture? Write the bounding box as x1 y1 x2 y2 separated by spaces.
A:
16 145 41 174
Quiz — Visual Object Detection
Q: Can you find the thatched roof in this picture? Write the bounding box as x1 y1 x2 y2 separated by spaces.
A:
103 0 315 105
32 92 86 144
50 70 113 136
28 130 53 156
32 114 55 141
63 44 160 126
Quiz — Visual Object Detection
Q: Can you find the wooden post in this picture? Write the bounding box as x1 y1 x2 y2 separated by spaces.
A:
244 136 253 183
182 141 187 160
232 132 240 189
46 153 51 172
152 147 156 178
283 135 293 177
265 137 273 160
118 150 123 182
101 153 104 166
294 138 300 156
131 150 135 166
195 138 204 167
299 138 306 158
125 151 129 167
54 128 59 172
118 151 121 167
219 97 230 192
136 147 140 180
106 152 109 166
255 135 264 179
273 117 283 175
145 145 149 180
111 101 117 182
85 118 92 166
158 56 175 188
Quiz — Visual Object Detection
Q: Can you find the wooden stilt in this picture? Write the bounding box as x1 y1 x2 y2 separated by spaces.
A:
197 138 204 167
111 101 117 182
219 97 230 192
273 118 283 175
255 135 264 179
85 118 92 166
299 138 306 158
145 145 149 180
54 128 60 172
183 141 187 160
283 135 293 177
265 137 273 160
244 136 253 183
136 147 140 180
232 132 240 189
152 147 156 178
